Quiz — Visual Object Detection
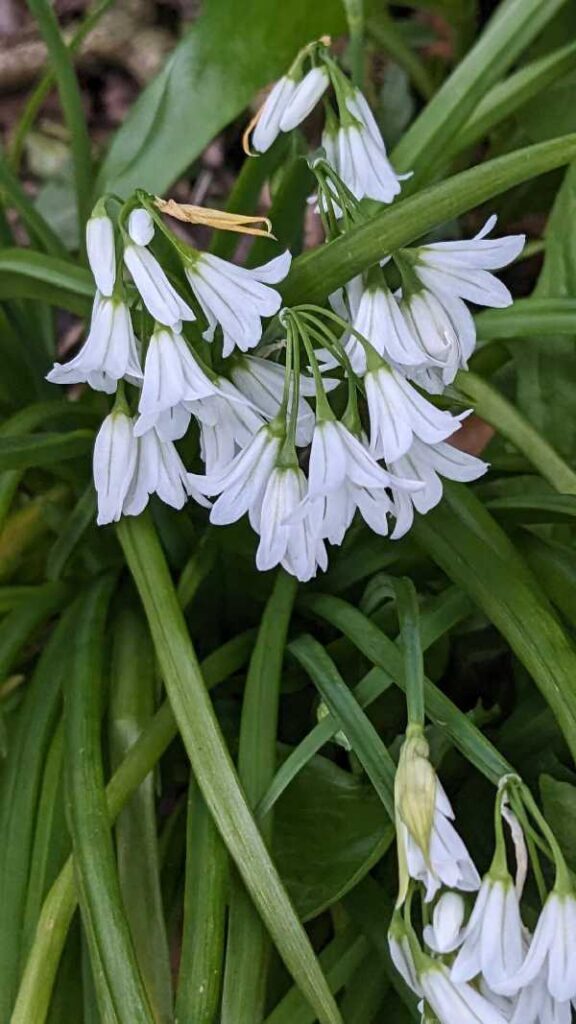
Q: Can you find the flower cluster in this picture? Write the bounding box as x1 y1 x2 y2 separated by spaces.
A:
45 40 524 582
390 746 576 1024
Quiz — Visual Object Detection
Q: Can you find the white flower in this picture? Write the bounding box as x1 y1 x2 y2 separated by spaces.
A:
414 215 525 310
93 409 138 525
185 251 291 357
364 364 465 463
423 892 466 954
420 962 508 1024
230 354 316 446
47 293 142 394
128 207 155 246
252 76 297 153
86 213 116 297
399 779 480 902
123 427 208 516
389 438 489 539
124 243 196 328
188 425 281 529
135 325 218 439
352 283 426 368
256 466 327 582
509 973 572 1024
190 378 265 473
401 287 475 389
278 66 330 131
330 91 403 205
505 891 576 1002
387 923 422 996
451 875 524 993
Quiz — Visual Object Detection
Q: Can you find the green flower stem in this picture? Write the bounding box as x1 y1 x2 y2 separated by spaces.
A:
222 570 298 1024
25 0 93 236
116 512 342 1024
342 0 365 88
11 629 255 1024
281 134 576 307
455 371 576 495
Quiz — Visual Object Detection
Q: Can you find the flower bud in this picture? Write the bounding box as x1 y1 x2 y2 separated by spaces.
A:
86 210 116 297
128 207 155 246
395 728 437 866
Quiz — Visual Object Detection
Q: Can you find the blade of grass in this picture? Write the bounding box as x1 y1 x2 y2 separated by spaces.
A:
0 151 69 259
117 513 342 1024
109 604 172 1023
25 0 92 232
65 578 156 1021
221 570 298 1024
339 951 388 1023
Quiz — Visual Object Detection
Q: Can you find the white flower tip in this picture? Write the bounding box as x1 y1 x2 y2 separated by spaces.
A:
128 207 155 246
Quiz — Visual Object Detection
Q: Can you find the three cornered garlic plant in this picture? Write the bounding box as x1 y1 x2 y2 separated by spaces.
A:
47 37 524 584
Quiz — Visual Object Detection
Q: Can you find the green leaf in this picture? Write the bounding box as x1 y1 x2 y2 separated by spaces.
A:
0 150 69 259
516 163 576 460
222 571 298 1024
116 513 342 1024
46 485 97 580
64 579 156 1022
98 0 347 197
109 606 173 1023
476 298 576 340
275 751 394 922
0 249 92 315
282 135 576 307
540 774 576 871
0 431 93 471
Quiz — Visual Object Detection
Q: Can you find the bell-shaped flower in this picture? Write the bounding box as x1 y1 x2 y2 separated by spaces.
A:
93 409 139 525
388 914 422 997
47 293 142 394
135 325 218 439
401 287 476 390
451 874 525 993
505 890 576 1002
190 378 265 473
230 354 317 446
278 66 330 131
331 91 403 205
184 250 291 357
398 775 480 902
352 282 426 368
364 362 465 463
188 425 281 530
389 437 489 539
256 465 327 581
124 243 196 328
509 972 572 1024
86 211 116 297
128 207 155 246
123 427 208 516
423 892 466 954
252 76 297 153
414 215 525 310
420 960 508 1024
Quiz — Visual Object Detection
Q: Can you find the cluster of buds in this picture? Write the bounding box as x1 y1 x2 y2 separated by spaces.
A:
390 741 576 1024
46 41 524 580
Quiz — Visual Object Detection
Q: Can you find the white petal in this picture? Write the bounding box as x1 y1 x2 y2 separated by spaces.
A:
253 76 297 153
86 215 116 296
128 208 155 246
279 66 329 131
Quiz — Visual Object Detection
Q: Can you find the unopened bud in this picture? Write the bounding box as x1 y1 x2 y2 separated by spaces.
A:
395 727 437 864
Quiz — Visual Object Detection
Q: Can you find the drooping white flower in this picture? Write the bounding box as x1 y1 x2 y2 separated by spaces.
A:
387 919 422 997
124 243 196 328
389 438 489 539
505 891 576 1002
278 66 330 131
135 325 218 439
256 465 327 581
414 216 526 310
330 91 404 206
398 778 481 902
188 425 281 529
128 207 155 247
93 409 138 525
364 363 465 463
123 427 209 516
451 875 525 993
423 892 466 954
184 251 291 357
420 961 508 1024
509 972 572 1024
352 282 426 368
86 212 116 297
252 76 297 153
230 354 317 446
401 287 476 390
190 378 265 473
47 293 142 394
